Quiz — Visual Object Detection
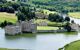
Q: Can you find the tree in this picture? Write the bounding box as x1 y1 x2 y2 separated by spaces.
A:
0 22 4 28
65 17 70 22
4 20 7 26
11 3 20 10
64 22 71 32
6 6 15 13
48 13 64 22
17 6 35 21
7 22 13 25
71 20 75 23
16 12 26 21
0 20 8 28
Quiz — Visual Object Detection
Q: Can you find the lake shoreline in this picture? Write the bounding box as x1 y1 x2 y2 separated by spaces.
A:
59 40 80 50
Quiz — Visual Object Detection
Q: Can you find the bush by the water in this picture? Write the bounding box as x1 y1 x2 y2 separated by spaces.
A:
64 22 71 32
0 21 13 28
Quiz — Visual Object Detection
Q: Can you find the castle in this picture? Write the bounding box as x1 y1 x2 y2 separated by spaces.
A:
5 20 37 35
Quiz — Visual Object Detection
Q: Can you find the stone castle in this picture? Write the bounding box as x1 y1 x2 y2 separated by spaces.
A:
5 20 37 35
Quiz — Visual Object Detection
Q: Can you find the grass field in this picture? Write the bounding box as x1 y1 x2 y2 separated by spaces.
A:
37 26 59 30
0 12 17 23
42 9 57 15
68 12 80 19
63 40 80 50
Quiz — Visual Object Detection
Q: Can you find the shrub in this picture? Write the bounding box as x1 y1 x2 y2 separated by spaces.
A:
65 17 70 22
48 13 64 22
6 7 15 13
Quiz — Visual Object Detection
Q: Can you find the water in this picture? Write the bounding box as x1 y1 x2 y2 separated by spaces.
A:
0 29 36 50
0 28 80 50
0 17 80 50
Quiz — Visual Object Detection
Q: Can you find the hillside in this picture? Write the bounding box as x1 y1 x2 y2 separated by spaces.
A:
5 0 80 12
24 0 80 12
0 12 17 23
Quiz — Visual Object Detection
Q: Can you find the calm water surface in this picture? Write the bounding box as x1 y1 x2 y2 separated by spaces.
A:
0 28 80 50
0 17 80 50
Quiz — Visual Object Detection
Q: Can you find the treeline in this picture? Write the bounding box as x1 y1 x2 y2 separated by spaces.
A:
29 0 80 12
16 6 35 21
48 13 72 32
0 2 21 13
0 0 36 13
1 0 80 14
48 13 70 22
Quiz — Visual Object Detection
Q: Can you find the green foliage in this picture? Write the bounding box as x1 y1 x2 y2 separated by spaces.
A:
24 0 80 12
17 6 35 21
16 12 26 21
0 20 13 28
4 0 80 12
6 2 20 10
48 13 64 22
65 17 70 22
64 22 71 32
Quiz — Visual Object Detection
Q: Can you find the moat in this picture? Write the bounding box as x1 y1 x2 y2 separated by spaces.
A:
0 28 80 50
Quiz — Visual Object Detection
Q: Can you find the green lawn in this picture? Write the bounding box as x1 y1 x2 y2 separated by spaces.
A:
0 12 17 23
42 9 57 15
35 19 65 27
62 40 80 50
37 26 59 30
68 12 80 19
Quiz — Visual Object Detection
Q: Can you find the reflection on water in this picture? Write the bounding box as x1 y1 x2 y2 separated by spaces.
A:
36 32 79 50
0 29 36 50
0 28 80 50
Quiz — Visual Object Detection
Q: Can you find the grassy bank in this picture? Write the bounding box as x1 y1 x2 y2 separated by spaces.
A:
37 26 59 30
69 12 80 19
0 48 24 50
59 40 80 50
0 12 17 23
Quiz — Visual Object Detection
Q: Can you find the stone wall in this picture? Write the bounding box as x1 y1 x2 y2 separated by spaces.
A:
5 20 37 35
20 21 37 33
5 25 22 35
37 21 48 26
35 12 48 19
70 23 79 31
37 29 67 33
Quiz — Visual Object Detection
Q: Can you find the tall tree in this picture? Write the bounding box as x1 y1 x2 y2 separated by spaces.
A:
17 6 35 21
